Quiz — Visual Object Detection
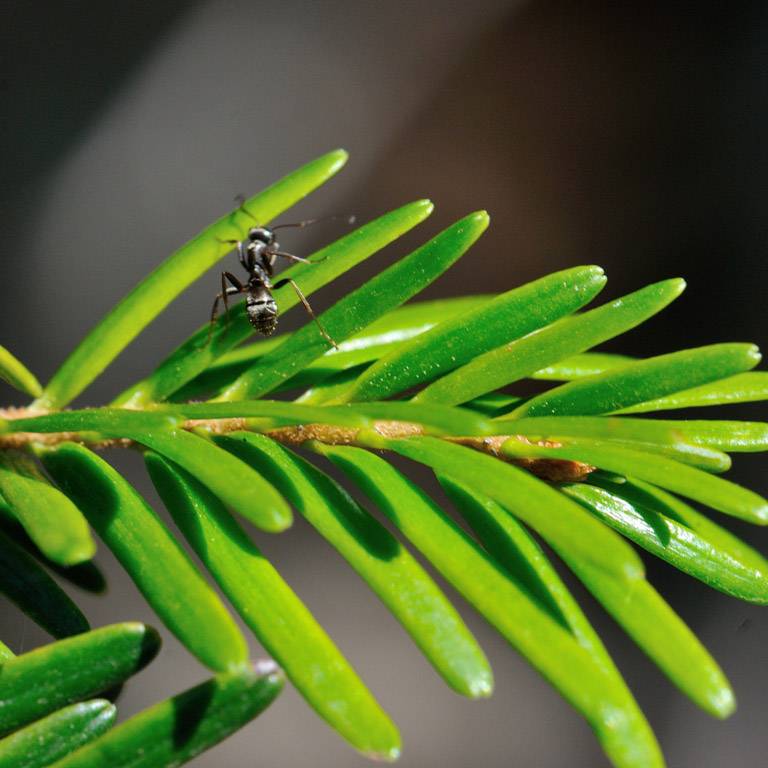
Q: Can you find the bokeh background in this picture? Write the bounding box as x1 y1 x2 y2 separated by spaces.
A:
2 1 768 765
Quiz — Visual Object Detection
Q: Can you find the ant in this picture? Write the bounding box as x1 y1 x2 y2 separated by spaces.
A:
210 197 354 347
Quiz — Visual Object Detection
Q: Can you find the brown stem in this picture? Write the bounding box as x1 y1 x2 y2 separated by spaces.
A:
0 408 594 483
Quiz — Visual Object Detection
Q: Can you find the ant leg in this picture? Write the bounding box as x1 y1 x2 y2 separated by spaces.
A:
209 272 246 342
237 241 254 272
221 271 245 318
210 290 239 341
214 236 250 270
273 278 338 349
272 250 311 265
210 287 241 340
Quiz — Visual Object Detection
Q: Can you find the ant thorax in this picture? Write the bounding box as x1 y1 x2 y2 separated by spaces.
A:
248 263 271 288
245 239 270 267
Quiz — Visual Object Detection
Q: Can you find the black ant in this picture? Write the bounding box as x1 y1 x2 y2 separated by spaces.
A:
210 198 354 347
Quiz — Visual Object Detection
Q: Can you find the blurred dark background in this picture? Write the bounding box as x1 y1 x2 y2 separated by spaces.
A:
2 1 768 765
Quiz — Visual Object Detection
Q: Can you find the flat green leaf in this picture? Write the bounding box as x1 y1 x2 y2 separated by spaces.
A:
438 477 675 729
40 444 248 671
509 343 761 418
215 211 490 401
145 454 400 760
48 663 284 768
504 416 731 472
0 700 116 768
0 642 13 663
562 477 768 604
531 352 636 380
414 278 686 406
502 438 768 524
115 199 435 407
36 150 348 410
439 474 732 718
463 393 523 416
561 549 733 718
284 297 491 401
570 442 729 473
343 401 494 435
438 479 586 637
153 400 369 429
333 266 607 403
0 623 160 735
374 436 643 580
172 343 361 402
345 295 492 338
0 345 41 397
647 420 768 452
226 296 491 372
215 431 492 699
504 473 735 718
178 296 489 400
0 528 89 638
2 410 294 532
152 399 493 436
0 507 106 593
1 409 180 437
438 479 663 767
134 429 292 533
320 445 663 767
458 469 731 717
498 416 701 446
498 414 768 457
0 451 94 566
616 372 768 413
295 365 370 405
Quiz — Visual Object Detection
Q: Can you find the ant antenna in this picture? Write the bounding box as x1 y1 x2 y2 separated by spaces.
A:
234 194 259 223
271 214 356 230
233 195 355 231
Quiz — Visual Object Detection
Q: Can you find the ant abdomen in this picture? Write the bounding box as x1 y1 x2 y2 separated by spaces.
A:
246 290 278 336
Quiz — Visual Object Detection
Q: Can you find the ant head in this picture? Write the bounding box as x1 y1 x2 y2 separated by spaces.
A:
247 226 274 245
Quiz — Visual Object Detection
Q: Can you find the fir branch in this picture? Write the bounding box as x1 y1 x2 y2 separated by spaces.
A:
2 151 767 768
